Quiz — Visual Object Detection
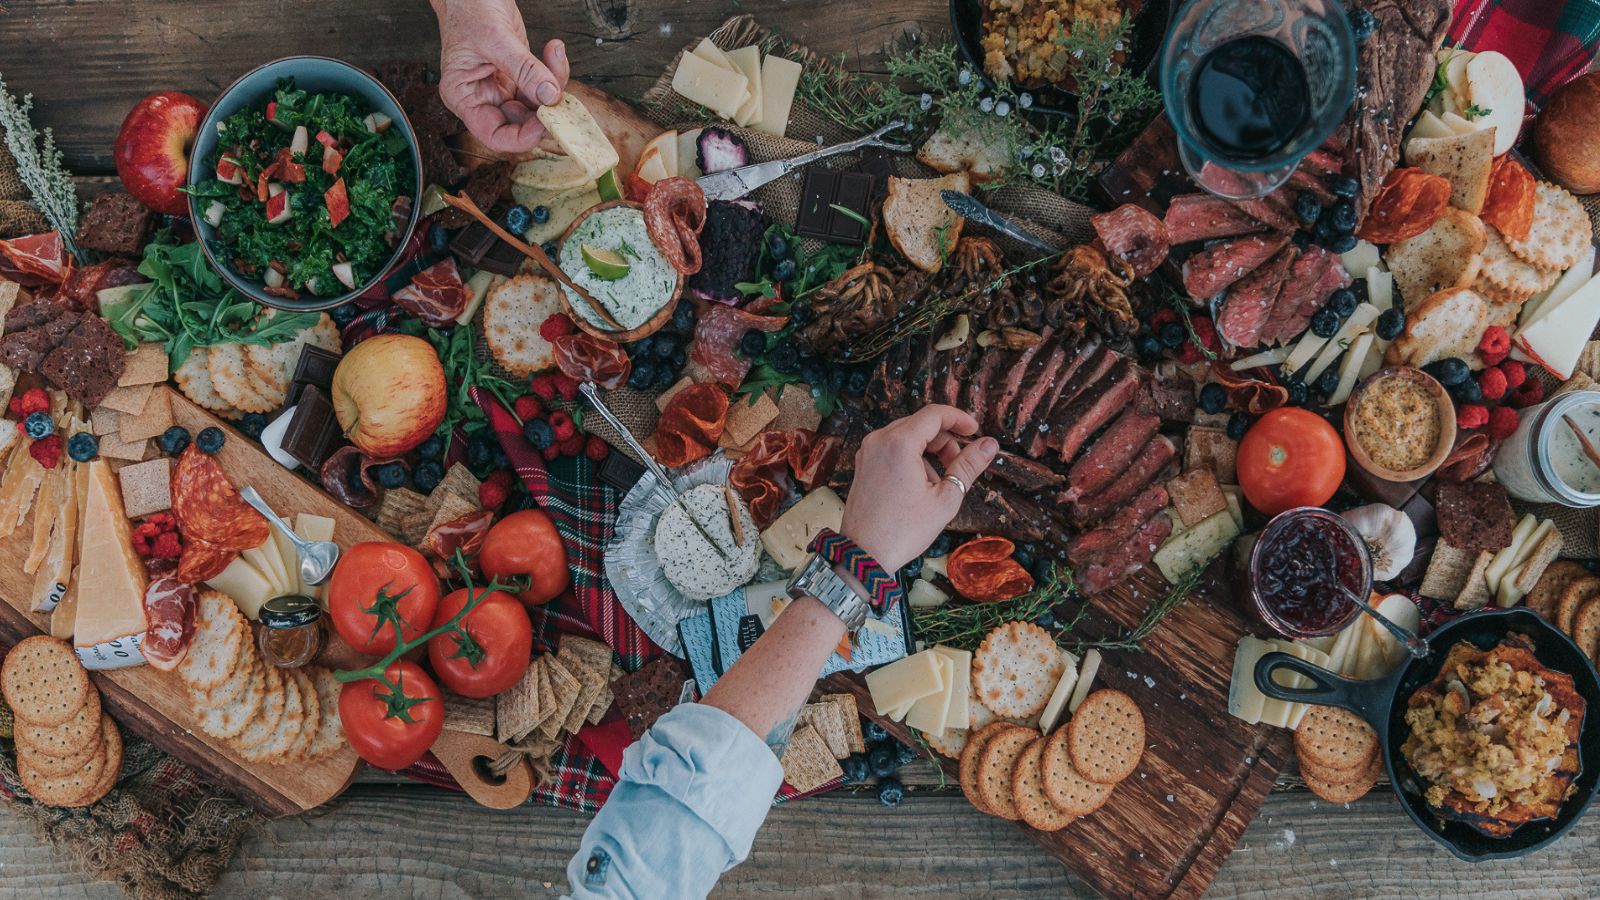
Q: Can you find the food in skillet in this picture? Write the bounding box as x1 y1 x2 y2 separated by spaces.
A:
189 79 416 300
979 0 1127 88
1400 636 1584 837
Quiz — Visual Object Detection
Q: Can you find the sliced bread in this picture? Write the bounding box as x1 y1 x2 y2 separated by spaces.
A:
916 112 1010 183
482 272 562 377
884 172 971 273
1387 208 1486 311
1403 129 1495 214
1384 287 1489 368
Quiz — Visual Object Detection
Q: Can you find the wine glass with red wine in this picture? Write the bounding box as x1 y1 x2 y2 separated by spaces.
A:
1160 0 1356 200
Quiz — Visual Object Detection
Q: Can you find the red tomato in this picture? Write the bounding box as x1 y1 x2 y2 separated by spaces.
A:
327 542 441 656
339 659 443 770
478 509 570 606
1237 407 1346 516
427 587 533 698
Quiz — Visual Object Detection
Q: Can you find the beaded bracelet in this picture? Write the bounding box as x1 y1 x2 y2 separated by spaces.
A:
807 528 905 615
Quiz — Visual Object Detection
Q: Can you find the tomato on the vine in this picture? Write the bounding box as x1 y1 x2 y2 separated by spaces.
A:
478 509 570 606
338 659 444 770
1237 407 1346 516
327 542 441 656
426 587 533 698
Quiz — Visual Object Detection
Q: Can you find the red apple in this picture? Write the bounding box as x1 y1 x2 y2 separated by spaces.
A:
113 91 207 217
331 334 446 457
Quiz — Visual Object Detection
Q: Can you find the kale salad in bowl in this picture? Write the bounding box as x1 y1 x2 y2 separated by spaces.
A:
187 57 422 311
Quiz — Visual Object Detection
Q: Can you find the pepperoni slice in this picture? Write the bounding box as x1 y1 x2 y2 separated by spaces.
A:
644 177 707 276
176 538 237 584
142 576 196 671
170 447 270 551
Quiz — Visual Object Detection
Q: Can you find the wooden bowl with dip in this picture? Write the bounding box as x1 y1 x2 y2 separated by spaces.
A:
556 200 682 343
1344 366 1456 482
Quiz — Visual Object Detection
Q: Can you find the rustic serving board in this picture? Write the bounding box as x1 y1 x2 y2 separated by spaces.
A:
0 388 385 816
827 565 1292 900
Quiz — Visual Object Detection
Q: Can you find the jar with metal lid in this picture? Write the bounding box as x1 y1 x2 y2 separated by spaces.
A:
257 595 327 668
1492 389 1600 507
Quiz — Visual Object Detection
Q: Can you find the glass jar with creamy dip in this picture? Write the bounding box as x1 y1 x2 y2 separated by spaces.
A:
1492 390 1600 506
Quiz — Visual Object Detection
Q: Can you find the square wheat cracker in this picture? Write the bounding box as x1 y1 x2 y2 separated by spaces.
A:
540 656 583 740
99 383 154 416
119 343 169 387
117 458 171 518
119 388 173 443
496 658 543 743
1420 540 1477 599
820 693 865 753
445 691 497 737
797 701 851 759
780 725 843 793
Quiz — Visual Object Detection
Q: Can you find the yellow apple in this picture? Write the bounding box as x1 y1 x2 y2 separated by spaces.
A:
330 334 446 458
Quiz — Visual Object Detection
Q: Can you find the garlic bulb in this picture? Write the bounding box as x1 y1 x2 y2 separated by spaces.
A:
1341 503 1416 582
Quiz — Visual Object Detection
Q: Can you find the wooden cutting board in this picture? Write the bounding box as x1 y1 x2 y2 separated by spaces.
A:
826 566 1292 900
0 387 384 816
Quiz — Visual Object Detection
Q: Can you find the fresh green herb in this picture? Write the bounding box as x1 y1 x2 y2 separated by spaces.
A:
1424 48 1461 108
736 361 838 418
101 232 318 368
418 322 525 455
827 203 873 231
0 73 81 262
912 565 1077 650
1069 567 1205 654
1167 291 1217 362
1463 103 1491 119
933 218 956 267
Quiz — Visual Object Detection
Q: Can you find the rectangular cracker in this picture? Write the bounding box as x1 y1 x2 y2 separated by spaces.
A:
1453 550 1497 610
1420 539 1476 600
116 458 171 518
797 701 850 759
99 382 155 416
720 392 780 450
1166 468 1227 527
118 388 173 443
375 488 431 545
495 659 543 742
540 656 583 740
820 693 864 753
1184 427 1238 485
90 406 121 437
434 463 482 507
118 343 169 386
771 383 821 433
445 691 497 737
779 724 844 793
97 432 150 462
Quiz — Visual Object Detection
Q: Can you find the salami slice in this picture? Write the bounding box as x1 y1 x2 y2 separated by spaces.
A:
170 447 270 551
1091 204 1169 279
177 537 237 584
644 176 707 276
142 576 197 671
393 257 469 327
553 333 631 390
691 304 788 387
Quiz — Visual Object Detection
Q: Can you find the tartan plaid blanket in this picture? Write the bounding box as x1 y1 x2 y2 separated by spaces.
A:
1450 0 1600 104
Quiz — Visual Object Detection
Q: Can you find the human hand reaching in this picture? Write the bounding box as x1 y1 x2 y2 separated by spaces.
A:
839 405 999 573
432 0 569 153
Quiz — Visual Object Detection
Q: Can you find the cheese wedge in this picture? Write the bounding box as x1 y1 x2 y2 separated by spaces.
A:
271 520 303 596
726 46 764 127
294 514 335 601
906 652 955 736
930 645 973 731
24 463 62 574
207 554 276 620
1067 648 1102 714
49 568 78 640
73 460 149 669
1513 267 1600 378
0 444 47 537
866 649 945 717
756 55 804 136
1038 650 1082 733
535 93 620 180
671 51 750 121
760 487 844 571
1408 110 1453 140
31 459 80 612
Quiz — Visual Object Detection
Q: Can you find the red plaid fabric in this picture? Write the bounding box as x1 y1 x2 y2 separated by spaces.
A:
1451 0 1600 105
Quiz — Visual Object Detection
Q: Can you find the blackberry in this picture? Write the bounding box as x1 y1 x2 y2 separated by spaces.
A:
23 411 53 439
877 777 905 807
1310 308 1340 338
374 461 407 488
840 754 870 783
1294 194 1322 225
159 426 191 455
531 205 550 225
771 258 797 282
1375 308 1405 341
195 426 225 454
503 204 533 234
868 744 898 778
523 418 555 450
239 412 268 440
864 720 889 743
1159 321 1185 349
1198 382 1228 414
628 360 657 391
66 432 99 462
1328 288 1357 318
739 329 767 358
412 459 445 493
1226 412 1251 441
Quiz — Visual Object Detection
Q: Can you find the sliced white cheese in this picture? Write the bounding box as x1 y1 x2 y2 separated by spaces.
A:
756 54 804 137
907 578 950 608
670 52 749 122
1230 346 1291 371
1037 650 1081 734
1485 514 1538 594
242 541 291 597
906 652 955 736
1227 636 1271 724
1440 110 1478 135
206 555 275 620
1328 331 1375 406
457 268 495 326
641 130 679 179
1529 246 1596 326
1366 267 1394 311
1223 490 1244 532
1153 509 1239 583
922 553 949 580
294 514 335 602
725 46 764 128
1497 521 1556 607
1341 240 1382 278
1285 323 1332 372
1303 303 1380 384
1408 110 1453 141
635 149 671 184
270 522 302 597
930 646 973 731
535 94 620 179
1367 594 1420 675
1281 642 1334 730
1514 266 1600 379
691 38 738 71
1066 648 1101 714
865 649 945 716
1325 621 1361 677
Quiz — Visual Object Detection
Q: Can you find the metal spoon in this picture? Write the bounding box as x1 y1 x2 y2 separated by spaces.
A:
1340 585 1429 659
240 486 341 587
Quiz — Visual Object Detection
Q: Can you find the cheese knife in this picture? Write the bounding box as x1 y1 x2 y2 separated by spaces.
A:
940 190 1061 256
696 120 913 202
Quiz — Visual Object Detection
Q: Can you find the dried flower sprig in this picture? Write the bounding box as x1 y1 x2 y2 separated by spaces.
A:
0 73 82 261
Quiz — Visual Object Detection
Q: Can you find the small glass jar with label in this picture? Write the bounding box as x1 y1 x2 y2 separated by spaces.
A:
1493 390 1600 507
257 595 327 668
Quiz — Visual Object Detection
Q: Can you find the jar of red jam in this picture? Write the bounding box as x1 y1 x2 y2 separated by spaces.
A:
1247 507 1371 638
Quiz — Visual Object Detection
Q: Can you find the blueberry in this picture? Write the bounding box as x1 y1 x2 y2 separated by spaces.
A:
1226 412 1251 441
1330 201 1358 234
1424 357 1471 386
23 411 53 439
1036 609 1058 629
765 231 791 260
159 426 191 455
669 348 687 372
768 342 800 375
329 303 359 327
1375 307 1405 341
654 364 679 391
840 754 870 783
1450 376 1483 404
892 741 919 768
417 434 444 460
466 437 494 470
628 360 657 391
1329 233 1358 253
827 365 850 394
772 258 797 282
523 418 555 450
1310 307 1340 338
868 744 898 778
1291 230 1312 249
1285 378 1309 405
1328 288 1357 317
195 426 225 455
652 336 677 361
503 204 533 234
374 461 407 488
788 301 815 328
800 358 826 386
1012 544 1036 571
412 459 444 492
669 301 696 334
239 412 268 440
1294 194 1322 225
927 532 956 558
1349 277 1368 300
1315 209 1338 240
864 720 890 743
877 777 905 807
428 222 451 256
1198 382 1228 414
531 205 550 225
1350 8 1376 40
540 241 558 258
1316 366 1341 397
1028 558 1054 584
1330 174 1361 199
739 329 767 358
1135 334 1163 361
845 369 870 398
900 557 924 580
1159 321 1185 349
66 432 98 462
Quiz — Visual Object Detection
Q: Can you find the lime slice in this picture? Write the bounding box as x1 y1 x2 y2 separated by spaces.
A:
582 244 631 281
595 169 624 202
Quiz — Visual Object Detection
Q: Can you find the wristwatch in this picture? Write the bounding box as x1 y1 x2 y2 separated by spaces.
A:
787 553 872 631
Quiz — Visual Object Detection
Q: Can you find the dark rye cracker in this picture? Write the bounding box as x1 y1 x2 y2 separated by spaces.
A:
975 725 1035 820
1433 482 1514 552
1066 689 1145 785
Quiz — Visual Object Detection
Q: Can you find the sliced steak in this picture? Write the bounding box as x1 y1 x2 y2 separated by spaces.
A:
1004 343 1069 444
1025 343 1112 456
1181 234 1289 300
1066 483 1169 568
1080 513 1174 594
937 341 975 407
1224 186 1300 232
1163 194 1265 245
1266 248 1353 346
1050 359 1142 463
950 484 1069 546
1070 435 1178 525
1287 169 1336 204
988 451 1067 494
1216 244 1297 349
987 328 1051 434
1065 408 1161 501
1091 204 1169 278
1344 0 1452 217
909 332 937 407
1259 246 1332 347
966 348 1007 428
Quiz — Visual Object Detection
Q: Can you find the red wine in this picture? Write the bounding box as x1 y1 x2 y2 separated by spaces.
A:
1189 35 1310 162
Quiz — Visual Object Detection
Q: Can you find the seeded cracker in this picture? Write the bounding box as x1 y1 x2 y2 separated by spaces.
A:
117 458 172 518
820 693 865 753
561 649 608 734
2 635 91 728
797 701 851 759
1066 689 1145 784
779 724 843 793
434 463 483 507
376 487 431 545
975 724 1034 819
496 658 543 743
1419 540 1478 600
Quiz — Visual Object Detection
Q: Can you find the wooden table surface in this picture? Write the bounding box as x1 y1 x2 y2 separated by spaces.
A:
1 0 1596 896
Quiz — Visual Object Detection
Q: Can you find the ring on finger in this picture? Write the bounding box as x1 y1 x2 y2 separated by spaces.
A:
943 474 968 495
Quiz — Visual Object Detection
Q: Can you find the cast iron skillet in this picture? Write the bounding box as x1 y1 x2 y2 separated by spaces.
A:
949 0 1173 117
1255 607 1600 861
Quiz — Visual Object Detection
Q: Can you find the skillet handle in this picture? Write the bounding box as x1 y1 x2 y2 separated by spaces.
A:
1254 651 1390 729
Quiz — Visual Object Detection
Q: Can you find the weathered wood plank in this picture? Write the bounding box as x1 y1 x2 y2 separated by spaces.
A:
0 0 946 174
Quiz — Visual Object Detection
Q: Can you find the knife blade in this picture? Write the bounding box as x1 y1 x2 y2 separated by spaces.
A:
697 120 912 202
940 190 1061 256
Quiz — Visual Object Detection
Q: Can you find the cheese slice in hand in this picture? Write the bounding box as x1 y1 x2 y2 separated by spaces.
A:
535 93 621 179
671 51 750 121
271 519 304 596
867 649 946 720
73 460 149 669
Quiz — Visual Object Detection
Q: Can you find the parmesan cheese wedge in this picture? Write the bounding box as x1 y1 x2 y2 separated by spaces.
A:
31 459 79 612
73 460 149 669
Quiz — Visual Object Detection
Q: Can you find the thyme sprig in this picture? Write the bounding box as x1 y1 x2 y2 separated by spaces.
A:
0 73 82 262
1071 567 1205 654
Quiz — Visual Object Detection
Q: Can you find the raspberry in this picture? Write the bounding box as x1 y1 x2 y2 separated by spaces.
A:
135 521 162 540
1190 315 1220 351
1510 378 1545 408
27 434 62 469
1457 403 1489 429
151 532 182 559
538 313 575 342
548 410 576 442
1498 360 1527 390
132 532 152 557
553 373 580 402
558 433 585 457
541 443 562 461
513 395 544 421
1149 307 1178 330
1477 367 1508 402
147 512 176 531
529 374 560 401
478 479 509 509
9 387 48 418
584 435 609 461
1477 326 1510 365
1487 405 1521 441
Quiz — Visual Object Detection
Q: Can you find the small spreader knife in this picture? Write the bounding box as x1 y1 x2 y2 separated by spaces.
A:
940 190 1061 256
696 121 912 202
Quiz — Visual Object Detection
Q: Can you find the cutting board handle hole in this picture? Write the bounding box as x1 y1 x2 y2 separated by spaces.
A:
472 755 508 786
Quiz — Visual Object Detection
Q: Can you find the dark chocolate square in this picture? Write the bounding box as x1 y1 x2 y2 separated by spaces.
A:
282 385 343 470
287 344 342 406
796 169 871 245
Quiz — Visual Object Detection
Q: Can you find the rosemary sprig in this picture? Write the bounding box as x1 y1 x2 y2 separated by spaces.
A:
1168 290 1218 362
1071 566 1205 654
912 565 1076 650
0 73 82 261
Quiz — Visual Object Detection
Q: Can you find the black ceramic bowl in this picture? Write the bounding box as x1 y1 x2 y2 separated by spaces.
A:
949 0 1173 117
1257 607 1600 861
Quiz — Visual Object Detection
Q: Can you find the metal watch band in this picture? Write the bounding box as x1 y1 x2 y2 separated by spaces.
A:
786 553 871 631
